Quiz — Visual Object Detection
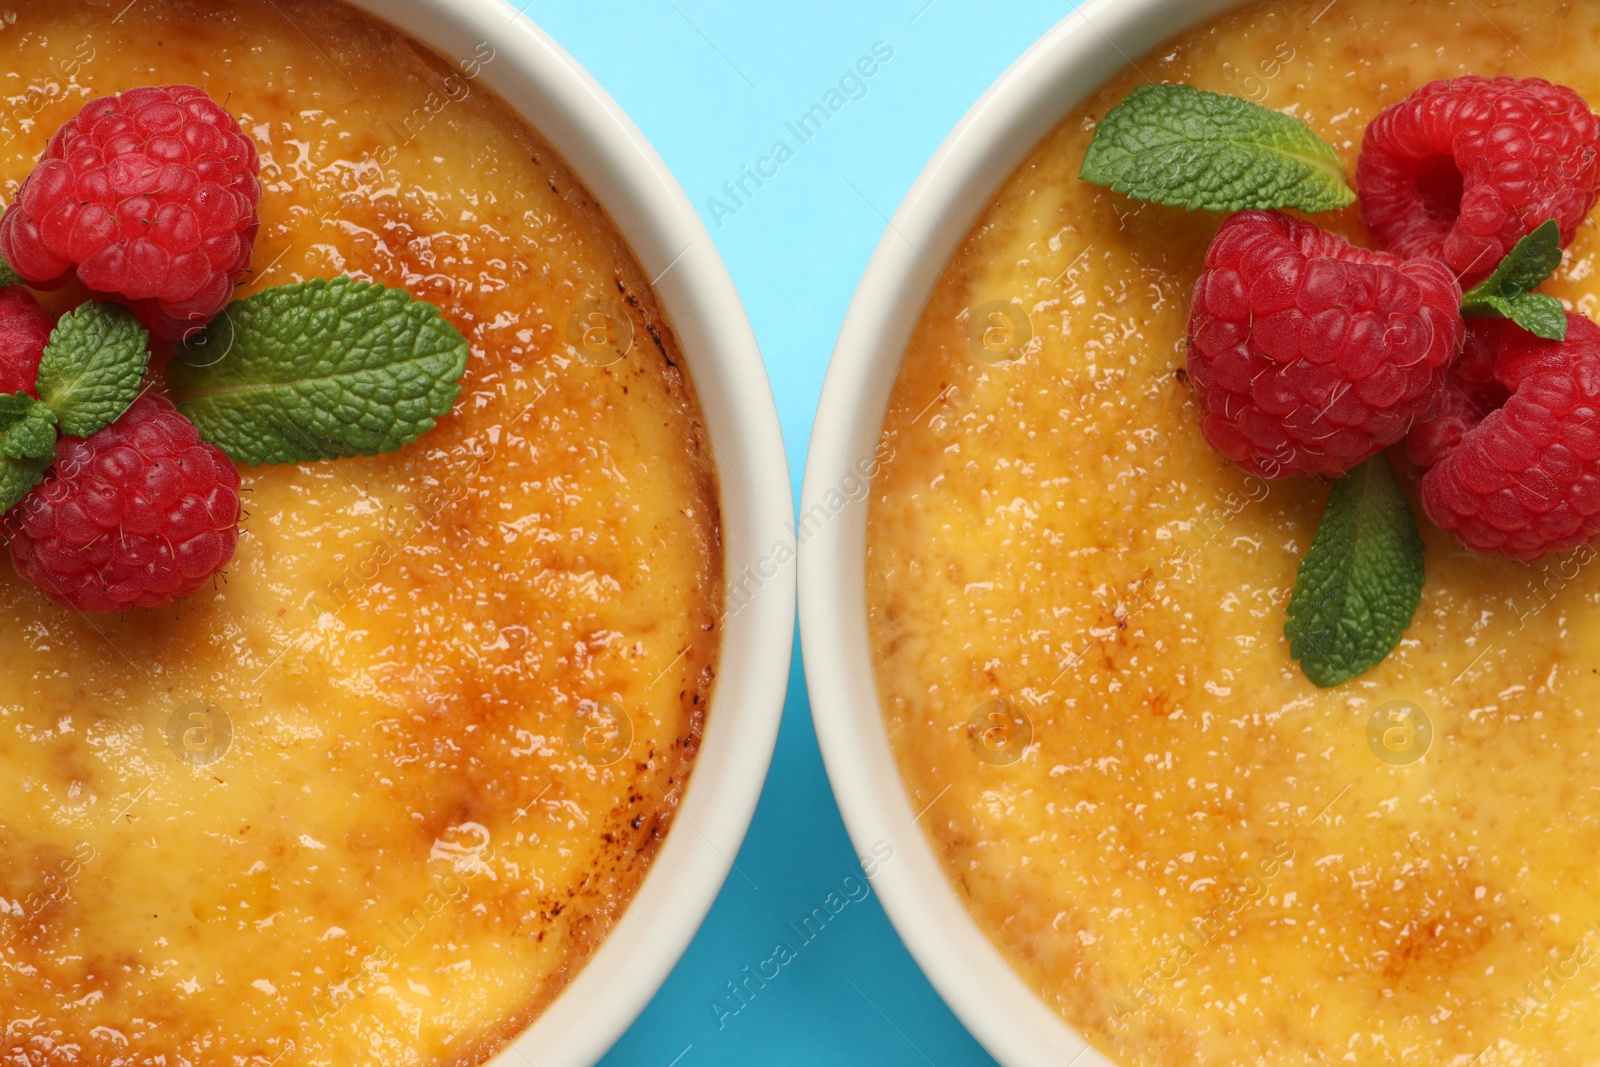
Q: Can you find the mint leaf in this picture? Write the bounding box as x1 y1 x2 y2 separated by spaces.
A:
0 452 49 516
1480 219 1563 293
1461 220 1567 340
1080 83 1355 214
166 277 469 466
1483 292 1568 340
0 394 53 513
0 393 57 460
1286 455 1425 688
36 302 150 437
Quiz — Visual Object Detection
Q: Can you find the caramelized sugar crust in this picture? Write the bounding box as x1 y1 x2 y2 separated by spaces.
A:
0 2 721 1064
869 1 1600 1063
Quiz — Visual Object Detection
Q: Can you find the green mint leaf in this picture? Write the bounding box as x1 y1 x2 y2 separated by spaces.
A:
0 393 54 513
1285 455 1425 688
1461 220 1567 339
1469 292 1568 340
1079 82 1356 214
0 392 57 461
1467 219 1562 296
36 302 150 437
0 451 50 515
166 277 470 466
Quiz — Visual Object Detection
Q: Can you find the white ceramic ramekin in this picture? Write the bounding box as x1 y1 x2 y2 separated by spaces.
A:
800 1 1246 1065
339 2 794 1064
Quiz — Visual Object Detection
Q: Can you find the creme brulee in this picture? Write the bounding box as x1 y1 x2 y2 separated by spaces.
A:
868 1 1600 1064
0 3 721 1066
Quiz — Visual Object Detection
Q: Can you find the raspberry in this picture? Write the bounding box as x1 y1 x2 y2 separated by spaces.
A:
8 394 241 612
0 85 262 343
1187 210 1465 479
1416 313 1600 561
1358 77 1600 282
0 287 54 396
1406 317 1510 470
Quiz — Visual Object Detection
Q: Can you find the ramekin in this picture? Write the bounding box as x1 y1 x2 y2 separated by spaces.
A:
799 1 1244 1064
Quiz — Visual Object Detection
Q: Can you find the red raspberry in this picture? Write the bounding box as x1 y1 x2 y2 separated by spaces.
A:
1358 77 1600 282
0 85 262 343
1187 210 1464 479
8 394 241 612
1406 317 1509 470
1416 313 1600 562
0 287 54 396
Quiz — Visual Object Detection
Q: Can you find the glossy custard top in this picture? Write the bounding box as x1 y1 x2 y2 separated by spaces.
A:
0 2 722 1065
868 1 1600 1063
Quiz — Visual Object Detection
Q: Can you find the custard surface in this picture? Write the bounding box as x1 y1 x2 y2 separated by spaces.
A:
0 3 721 1065
868 2 1600 1063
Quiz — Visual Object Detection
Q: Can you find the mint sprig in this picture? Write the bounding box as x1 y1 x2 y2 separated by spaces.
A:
0 393 56 513
1079 83 1356 214
0 394 57 461
36 302 150 437
1286 455 1425 688
0 452 50 515
167 278 469 466
1461 219 1567 340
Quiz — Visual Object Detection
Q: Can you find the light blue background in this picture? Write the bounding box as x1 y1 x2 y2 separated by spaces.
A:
522 2 1079 1063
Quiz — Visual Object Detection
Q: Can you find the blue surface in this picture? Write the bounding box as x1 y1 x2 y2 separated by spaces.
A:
520 3 1078 1063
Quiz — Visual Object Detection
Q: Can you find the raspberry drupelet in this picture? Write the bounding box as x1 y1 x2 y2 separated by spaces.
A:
1414 313 1600 562
0 287 55 397
1406 315 1510 471
0 85 262 343
1186 210 1464 480
8 394 242 612
1358 76 1600 282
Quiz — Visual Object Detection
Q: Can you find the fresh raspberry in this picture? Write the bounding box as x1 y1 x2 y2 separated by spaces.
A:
0 287 54 396
1187 210 1464 479
1358 77 1600 282
1406 317 1510 470
0 85 262 343
1416 313 1600 561
8 394 241 612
